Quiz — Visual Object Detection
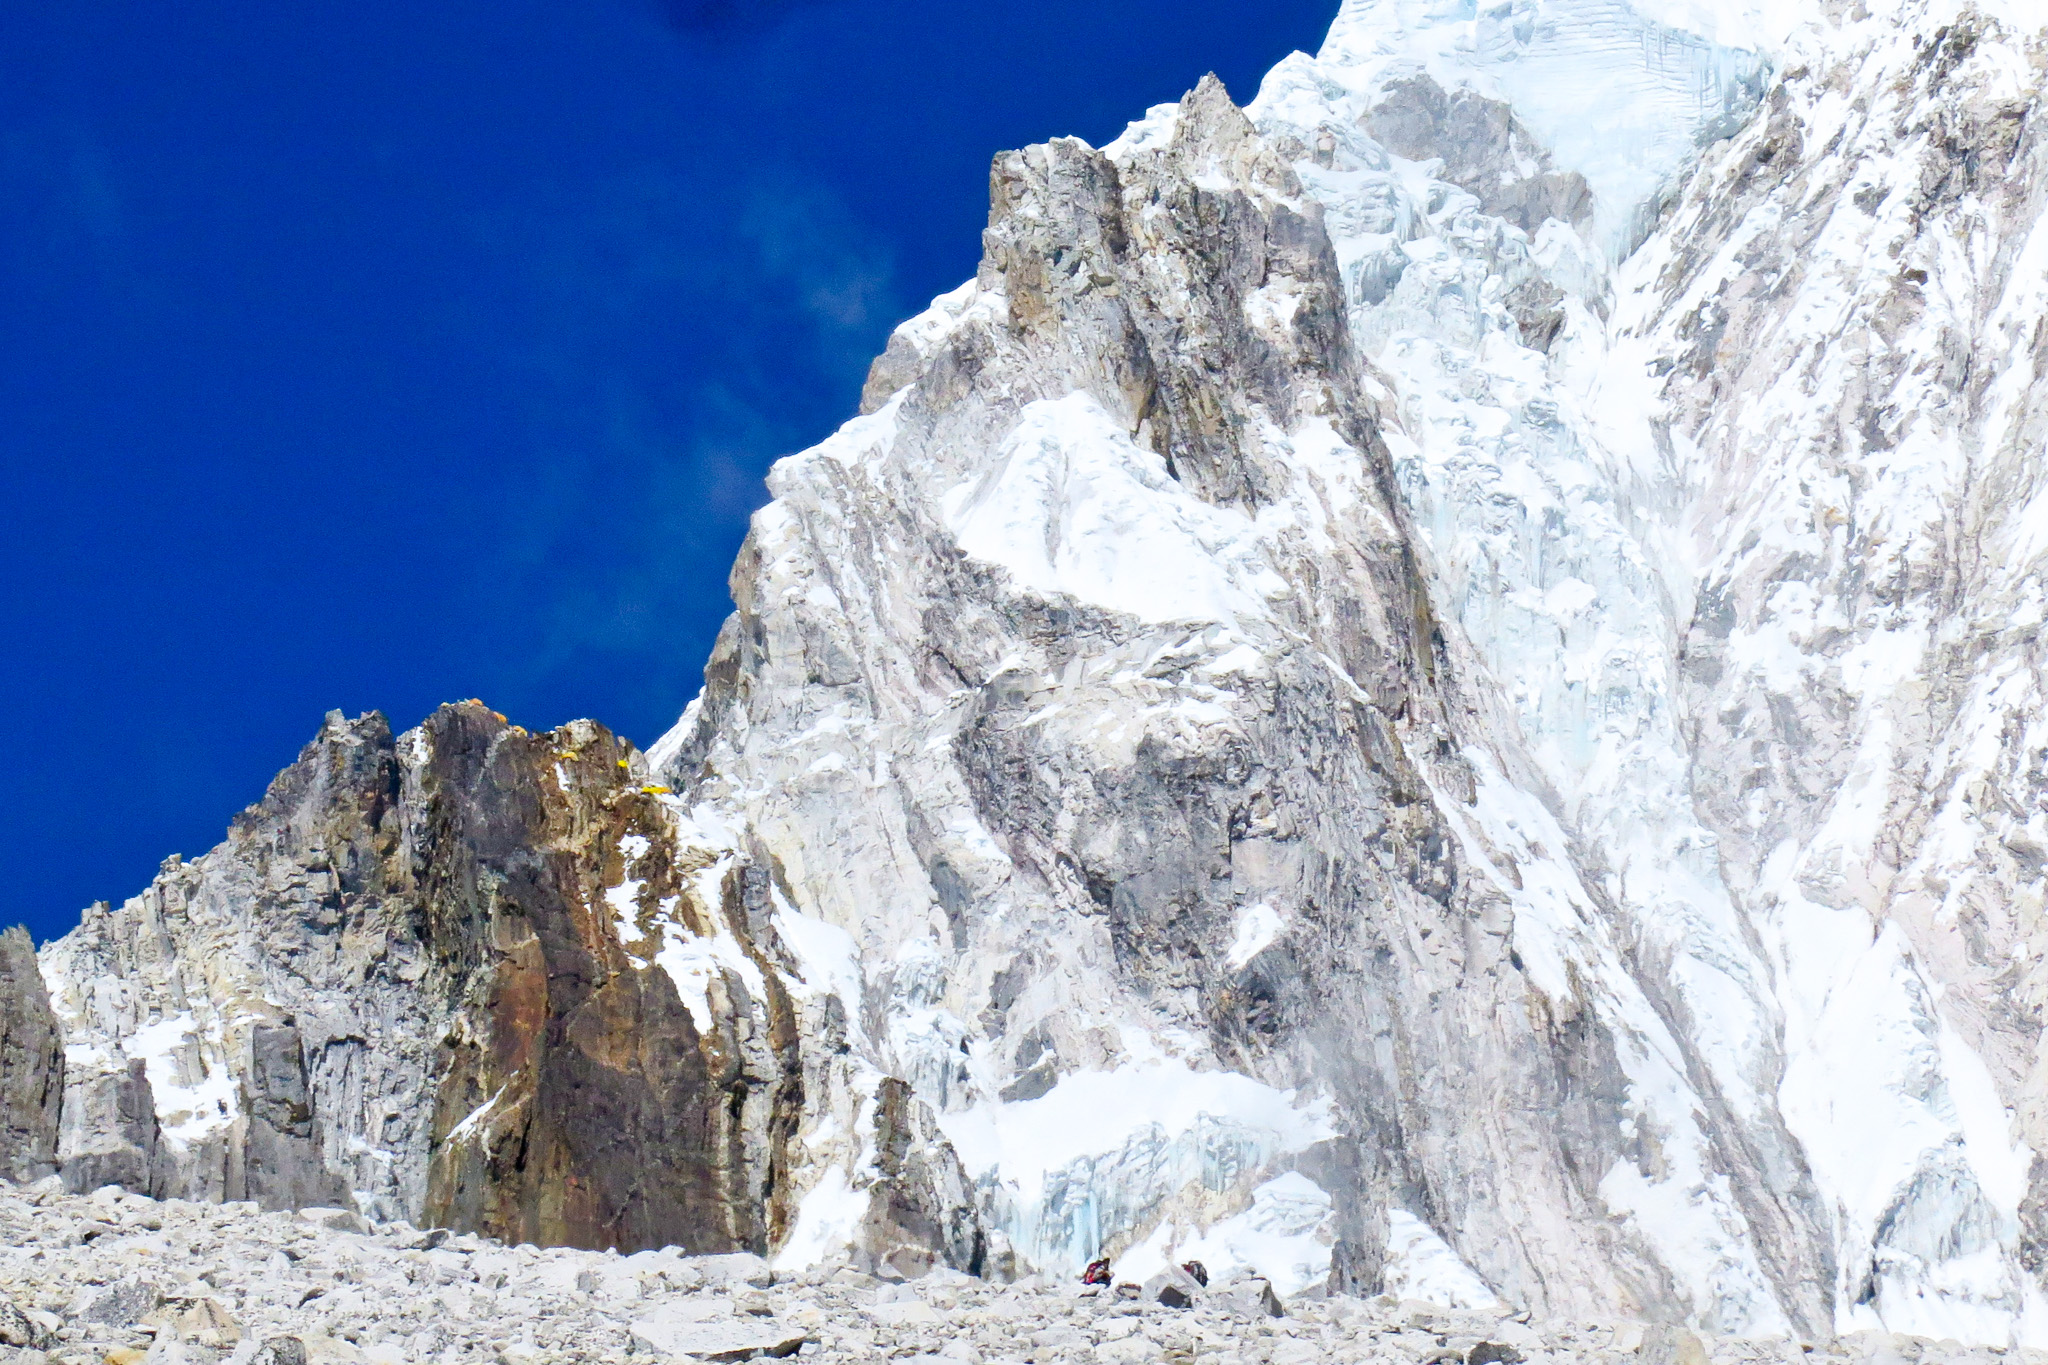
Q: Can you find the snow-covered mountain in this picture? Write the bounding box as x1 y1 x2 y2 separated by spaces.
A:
19 0 2048 1346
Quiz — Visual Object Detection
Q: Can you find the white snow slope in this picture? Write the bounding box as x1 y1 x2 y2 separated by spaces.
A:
1242 0 2048 1345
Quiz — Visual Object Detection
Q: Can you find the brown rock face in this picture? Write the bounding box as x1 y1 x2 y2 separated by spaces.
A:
414 704 803 1253
0 926 63 1181
38 703 839 1257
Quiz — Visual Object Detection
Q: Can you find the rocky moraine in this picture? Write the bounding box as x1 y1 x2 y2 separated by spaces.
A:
0 1182 2011 1365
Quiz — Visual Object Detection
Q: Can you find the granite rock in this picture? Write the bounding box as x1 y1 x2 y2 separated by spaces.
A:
0 928 62 1182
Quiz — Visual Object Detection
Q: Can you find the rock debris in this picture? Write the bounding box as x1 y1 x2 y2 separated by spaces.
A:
0 1183 2028 1365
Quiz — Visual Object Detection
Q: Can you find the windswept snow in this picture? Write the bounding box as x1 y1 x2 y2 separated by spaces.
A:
127 1011 239 1148
941 394 1287 626
1385 1209 1502 1310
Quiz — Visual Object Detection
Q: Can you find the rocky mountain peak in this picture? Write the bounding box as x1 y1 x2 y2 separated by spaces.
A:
14 0 2048 1350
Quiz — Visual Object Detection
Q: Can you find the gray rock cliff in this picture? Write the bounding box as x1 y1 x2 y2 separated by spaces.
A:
0 926 62 1181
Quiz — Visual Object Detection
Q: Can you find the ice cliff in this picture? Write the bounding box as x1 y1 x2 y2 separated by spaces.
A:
18 0 2048 1347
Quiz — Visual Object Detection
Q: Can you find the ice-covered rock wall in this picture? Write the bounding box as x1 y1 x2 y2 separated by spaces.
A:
1244 0 2048 1344
646 31 1817 1336
1621 0 2048 1343
1312 0 1773 255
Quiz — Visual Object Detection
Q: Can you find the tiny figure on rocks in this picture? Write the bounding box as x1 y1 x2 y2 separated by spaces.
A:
1180 1260 1208 1287
1081 1258 1113 1285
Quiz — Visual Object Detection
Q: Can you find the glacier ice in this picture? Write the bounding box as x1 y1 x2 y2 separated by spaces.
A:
1314 0 1774 254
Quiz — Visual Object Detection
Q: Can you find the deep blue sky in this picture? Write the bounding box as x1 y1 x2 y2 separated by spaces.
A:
3 0 1338 942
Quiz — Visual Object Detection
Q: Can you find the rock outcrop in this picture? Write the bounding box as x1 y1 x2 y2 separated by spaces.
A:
35 703 955 1264
1 1180 1900 1365
0 926 62 1181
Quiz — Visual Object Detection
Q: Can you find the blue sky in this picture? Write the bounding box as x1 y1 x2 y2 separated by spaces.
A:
2 0 1338 942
